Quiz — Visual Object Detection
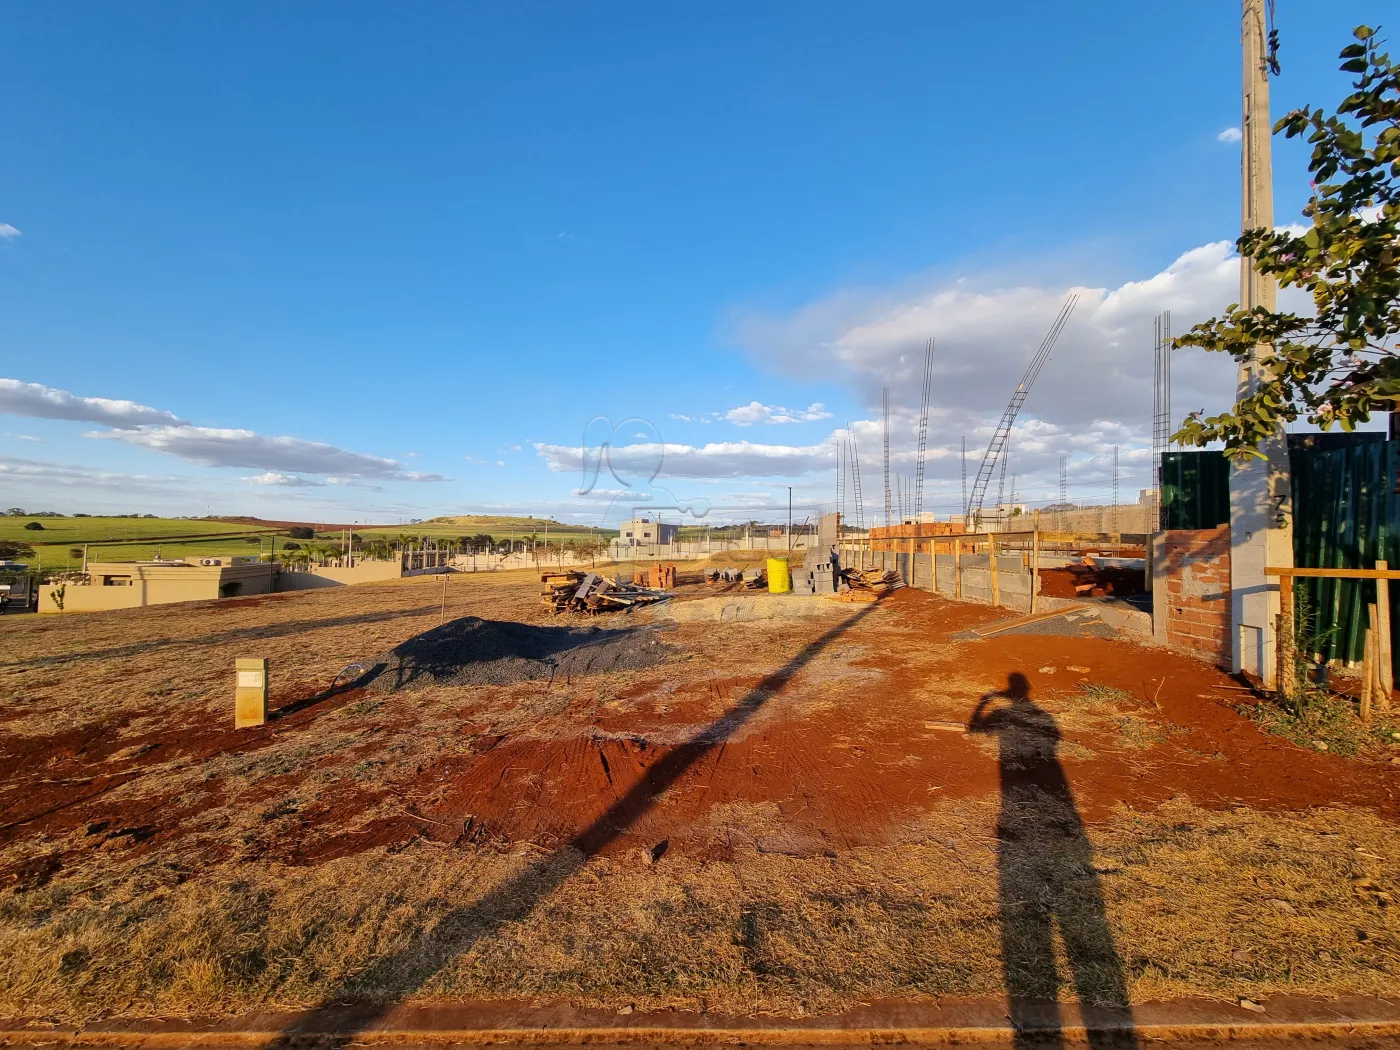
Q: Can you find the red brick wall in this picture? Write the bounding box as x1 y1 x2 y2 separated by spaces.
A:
1162 526 1231 666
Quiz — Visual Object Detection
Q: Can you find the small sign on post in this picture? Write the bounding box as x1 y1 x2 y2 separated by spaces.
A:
235 657 268 728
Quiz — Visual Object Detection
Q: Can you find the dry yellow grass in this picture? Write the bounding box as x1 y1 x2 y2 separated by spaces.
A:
1 573 1398 1023
1 801 1396 1021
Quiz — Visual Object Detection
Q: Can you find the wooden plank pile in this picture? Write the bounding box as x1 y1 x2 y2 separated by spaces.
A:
540 571 671 615
830 567 900 603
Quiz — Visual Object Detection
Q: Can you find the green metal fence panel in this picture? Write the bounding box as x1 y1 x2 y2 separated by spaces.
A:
1159 451 1230 530
1289 436 1398 668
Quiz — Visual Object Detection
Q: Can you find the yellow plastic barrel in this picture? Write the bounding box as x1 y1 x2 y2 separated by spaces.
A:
766 557 791 593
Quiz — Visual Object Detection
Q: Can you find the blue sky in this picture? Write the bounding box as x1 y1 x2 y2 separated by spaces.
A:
0 1 1385 527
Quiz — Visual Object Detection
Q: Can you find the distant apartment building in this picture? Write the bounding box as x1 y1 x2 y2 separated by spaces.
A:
617 517 678 546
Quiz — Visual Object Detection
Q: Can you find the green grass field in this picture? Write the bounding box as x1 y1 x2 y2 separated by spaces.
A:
0 516 284 568
0 513 616 569
357 515 616 543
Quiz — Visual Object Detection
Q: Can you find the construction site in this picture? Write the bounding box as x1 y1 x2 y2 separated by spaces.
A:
5 2 1400 1048
2 500 1400 1044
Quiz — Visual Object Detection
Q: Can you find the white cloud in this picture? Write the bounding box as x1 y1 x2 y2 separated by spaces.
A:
0 455 188 494
729 238 1285 440
0 379 185 428
0 224 20 240
669 413 693 422
1217 127 1243 143
93 424 452 481
5 433 41 442
536 438 834 479
723 235 1337 505
726 401 834 425
242 472 324 487
1 378 456 484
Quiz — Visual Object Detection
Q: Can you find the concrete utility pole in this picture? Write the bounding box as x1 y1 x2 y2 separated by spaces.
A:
1231 0 1294 686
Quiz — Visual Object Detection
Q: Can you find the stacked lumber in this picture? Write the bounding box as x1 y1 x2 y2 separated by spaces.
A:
540 571 671 615
830 567 900 603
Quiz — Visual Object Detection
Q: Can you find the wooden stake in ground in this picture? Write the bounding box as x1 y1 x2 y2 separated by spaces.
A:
1277 574 1295 702
1376 560 1393 711
954 538 962 600
1370 602 1386 713
1361 613 1375 725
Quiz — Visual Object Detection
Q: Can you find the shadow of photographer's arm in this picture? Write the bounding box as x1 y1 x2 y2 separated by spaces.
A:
968 692 1002 733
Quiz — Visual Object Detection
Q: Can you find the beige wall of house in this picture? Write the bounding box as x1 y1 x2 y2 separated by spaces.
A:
44 554 423 613
276 559 406 591
48 556 276 615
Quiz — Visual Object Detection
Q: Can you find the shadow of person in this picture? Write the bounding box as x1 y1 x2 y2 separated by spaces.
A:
969 672 1137 1049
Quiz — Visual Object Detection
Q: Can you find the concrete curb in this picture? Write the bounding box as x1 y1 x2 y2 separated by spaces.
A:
3 995 1400 1046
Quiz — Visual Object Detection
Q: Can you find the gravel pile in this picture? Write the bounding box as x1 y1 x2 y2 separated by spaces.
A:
367 616 673 692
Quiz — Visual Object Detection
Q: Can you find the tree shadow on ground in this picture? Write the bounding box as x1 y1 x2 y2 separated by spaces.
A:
969 672 1138 1049
270 601 881 1045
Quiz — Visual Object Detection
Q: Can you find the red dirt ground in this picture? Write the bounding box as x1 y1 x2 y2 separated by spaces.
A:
3 584 1397 894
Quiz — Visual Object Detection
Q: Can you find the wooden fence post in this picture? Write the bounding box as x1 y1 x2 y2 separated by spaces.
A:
1030 510 1041 614
955 539 963 600
989 533 999 608
1377 560 1393 710
1277 570 1294 702
1362 608 1377 724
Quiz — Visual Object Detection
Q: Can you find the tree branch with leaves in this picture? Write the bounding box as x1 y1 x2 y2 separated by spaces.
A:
1175 26 1400 459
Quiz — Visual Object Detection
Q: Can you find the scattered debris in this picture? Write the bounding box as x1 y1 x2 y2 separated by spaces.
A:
1039 557 1147 599
1039 666 1058 675
541 571 672 615
829 568 899 602
969 604 1089 639
924 721 967 734
1238 997 1267 1013
1067 665 1091 674
708 568 747 584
